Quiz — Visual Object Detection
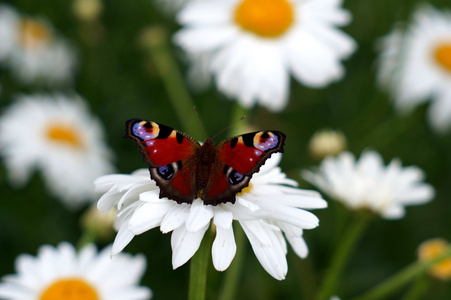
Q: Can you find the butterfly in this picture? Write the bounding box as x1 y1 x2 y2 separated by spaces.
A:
125 119 286 206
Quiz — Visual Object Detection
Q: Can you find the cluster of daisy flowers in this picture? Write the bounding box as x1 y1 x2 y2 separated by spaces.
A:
0 0 449 298
376 4 451 133
0 3 110 209
0 4 76 86
0 4 150 298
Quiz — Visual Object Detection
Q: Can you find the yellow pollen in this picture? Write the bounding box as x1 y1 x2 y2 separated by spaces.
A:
434 43 451 73
40 278 99 300
46 124 84 149
20 18 53 49
238 183 253 196
418 238 451 281
234 0 295 38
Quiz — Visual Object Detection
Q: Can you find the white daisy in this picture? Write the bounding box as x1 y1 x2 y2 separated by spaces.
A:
0 93 114 209
0 242 152 300
0 5 76 86
303 151 435 219
95 153 327 280
174 0 356 112
377 4 451 133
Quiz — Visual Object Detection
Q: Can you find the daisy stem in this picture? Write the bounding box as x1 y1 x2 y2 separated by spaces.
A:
315 214 370 300
401 274 430 300
141 25 203 139
217 103 249 300
229 103 248 136
189 229 214 300
218 224 247 300
349 248 451 300
76 228 98 250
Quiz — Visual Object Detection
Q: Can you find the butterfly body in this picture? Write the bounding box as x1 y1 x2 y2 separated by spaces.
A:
125 119 286 205
194 139 215 191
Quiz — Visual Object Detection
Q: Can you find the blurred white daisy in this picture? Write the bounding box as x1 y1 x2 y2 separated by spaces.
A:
0 5 76 86
174 0 356 112
303 151 435 219
0 242 152 300
377 4 451 133
96 153 327 280
0 93 114 209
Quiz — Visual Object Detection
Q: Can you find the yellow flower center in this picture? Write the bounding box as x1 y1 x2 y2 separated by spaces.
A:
234 0 295 38
20 18 53 49
237 183 253 195
40 278 99 300
46 123 84 149
434 43 451 73
197 189 204 199
418 238 451 281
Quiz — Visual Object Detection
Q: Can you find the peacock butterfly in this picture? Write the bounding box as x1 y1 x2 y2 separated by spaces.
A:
125 118 286 206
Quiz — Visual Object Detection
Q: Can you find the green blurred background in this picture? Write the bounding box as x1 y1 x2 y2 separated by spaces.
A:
1 0 451 299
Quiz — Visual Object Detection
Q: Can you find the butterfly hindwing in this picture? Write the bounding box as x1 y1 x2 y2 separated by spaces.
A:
151 162 196 203
203 130 286 205
125 119 199 203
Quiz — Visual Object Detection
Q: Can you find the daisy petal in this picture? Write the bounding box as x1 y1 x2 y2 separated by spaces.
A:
241 220 287 280
212 225 237 271
160 203 190 233
128 201 174 235
186 199 214 232
171 224 209 269
112 222 136 256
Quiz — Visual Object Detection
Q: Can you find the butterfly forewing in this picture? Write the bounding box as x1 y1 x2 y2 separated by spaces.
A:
125 119 198 167
125 119 200 202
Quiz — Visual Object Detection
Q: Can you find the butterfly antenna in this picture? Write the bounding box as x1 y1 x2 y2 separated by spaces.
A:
193 107 209 139
210 115 246 140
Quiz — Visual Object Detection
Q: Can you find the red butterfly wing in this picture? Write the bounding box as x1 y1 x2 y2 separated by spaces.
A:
202 131 286 205
125 119 196 167
125 119 199 203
